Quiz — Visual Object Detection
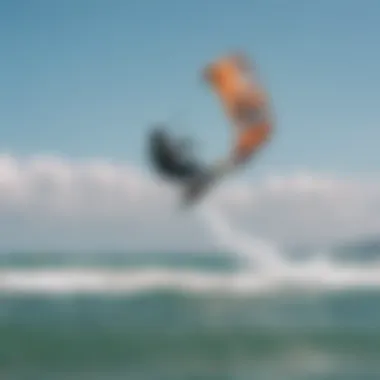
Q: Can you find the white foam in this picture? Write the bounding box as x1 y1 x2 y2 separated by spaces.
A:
197 204 285 272
1 263 380 296
1 199 378 296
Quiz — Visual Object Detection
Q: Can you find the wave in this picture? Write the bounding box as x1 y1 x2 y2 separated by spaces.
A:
1 202 379 296
1 261 380 295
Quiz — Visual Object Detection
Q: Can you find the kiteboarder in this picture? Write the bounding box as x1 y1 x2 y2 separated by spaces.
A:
147 53 274 206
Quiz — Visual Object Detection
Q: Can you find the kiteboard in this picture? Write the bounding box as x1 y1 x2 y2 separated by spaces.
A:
147 126 215 206
181 170 218 206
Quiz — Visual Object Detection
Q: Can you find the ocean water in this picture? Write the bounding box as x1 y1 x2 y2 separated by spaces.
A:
1 208 380 380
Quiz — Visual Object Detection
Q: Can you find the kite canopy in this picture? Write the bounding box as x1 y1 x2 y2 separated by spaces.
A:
203 53 273 163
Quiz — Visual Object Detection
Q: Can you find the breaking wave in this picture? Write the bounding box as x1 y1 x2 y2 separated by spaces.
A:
1 262 380 295
1 203 379 296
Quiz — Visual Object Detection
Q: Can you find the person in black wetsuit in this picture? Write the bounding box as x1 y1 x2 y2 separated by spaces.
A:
148 126 203 182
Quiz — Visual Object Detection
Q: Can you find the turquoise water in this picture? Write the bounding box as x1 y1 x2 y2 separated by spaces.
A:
1 249 380 380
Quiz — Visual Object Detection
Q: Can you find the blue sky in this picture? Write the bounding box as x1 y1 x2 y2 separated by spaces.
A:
1 0 379 176
0 0 379 252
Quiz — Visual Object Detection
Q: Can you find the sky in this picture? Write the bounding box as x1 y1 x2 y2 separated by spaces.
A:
0 0 379 252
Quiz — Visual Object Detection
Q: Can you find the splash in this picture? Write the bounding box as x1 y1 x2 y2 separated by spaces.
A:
195 202 359 290
197 204 285 273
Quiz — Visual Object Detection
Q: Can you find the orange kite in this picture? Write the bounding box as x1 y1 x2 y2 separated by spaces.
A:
203 53 273 167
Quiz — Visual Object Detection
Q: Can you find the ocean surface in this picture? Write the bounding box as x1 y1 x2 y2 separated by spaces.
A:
1 246 380 380
1 208 380 379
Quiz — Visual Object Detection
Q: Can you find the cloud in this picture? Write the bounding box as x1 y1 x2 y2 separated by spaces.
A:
215 172 380 246
0 154 378 252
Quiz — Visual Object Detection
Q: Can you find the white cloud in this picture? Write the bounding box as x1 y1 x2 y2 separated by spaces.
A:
0 153 378 252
